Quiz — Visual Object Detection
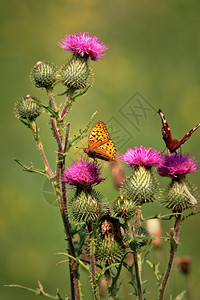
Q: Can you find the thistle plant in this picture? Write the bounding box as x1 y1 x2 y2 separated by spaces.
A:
157 153 198 300
10 33 199 300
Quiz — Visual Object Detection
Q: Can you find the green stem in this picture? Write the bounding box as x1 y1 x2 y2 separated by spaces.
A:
60 90 74 119
133 208 143 300
48 93 80 299
31 121 54 178
133 250 143 300
159 214 181 300
88 225 100 300
48 86 57 112
134 207 142 235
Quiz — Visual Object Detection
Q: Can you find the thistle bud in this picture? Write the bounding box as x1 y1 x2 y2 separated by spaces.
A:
14 95 41 120
70 190 102 224
112 194 138 218
121 146 162 205
30 61 56 89
121 166 159 205
58 54 92 90
161 178 197 213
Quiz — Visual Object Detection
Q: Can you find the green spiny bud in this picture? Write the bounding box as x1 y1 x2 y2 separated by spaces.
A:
58 54 93 90
112 194 138 218
70 189 105 224
94 234 125 265
121 166 159 205
14 95 41 120
30 61 57 89
161 178 198 212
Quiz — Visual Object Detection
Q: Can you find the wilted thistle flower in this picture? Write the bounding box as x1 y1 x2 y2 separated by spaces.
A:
94 214 125 265
175 256 191 275
58 32 108 61
120 146 162 205
30 61 57 89
14 95 41 121
146 219 162 248
158 153 198 212
62 159 105 224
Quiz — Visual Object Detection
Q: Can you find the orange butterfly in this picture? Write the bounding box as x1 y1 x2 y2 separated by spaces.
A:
83 121 117 162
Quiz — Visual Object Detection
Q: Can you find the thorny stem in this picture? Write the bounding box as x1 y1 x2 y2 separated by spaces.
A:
50 118 63 153
31 121 54 178
159 214 182 300
88 225 100 300
132 207 144 300
58 139 80 300
134 207 142 235
48 88 80 299
106 268 114 299
48 87 57 112
64 123 70 153
55 148 80 299
61 181 80 300
48 87 63 140
60 90 74 119
133 250 143 300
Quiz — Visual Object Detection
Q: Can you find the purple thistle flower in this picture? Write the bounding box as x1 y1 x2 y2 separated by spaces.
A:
122 146 163 168
62 159 105 188
158 153 198 177
58 32 108 61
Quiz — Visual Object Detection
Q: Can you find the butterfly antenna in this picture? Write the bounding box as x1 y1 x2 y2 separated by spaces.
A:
161 147 167 154
75 140 86 149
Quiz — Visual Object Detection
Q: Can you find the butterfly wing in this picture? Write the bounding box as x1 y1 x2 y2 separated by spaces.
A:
97 138 116 161
158 109 173 140
88 121 110 149
84 121 117 162
179 123 200 146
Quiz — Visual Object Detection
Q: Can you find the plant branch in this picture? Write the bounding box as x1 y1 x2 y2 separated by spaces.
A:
5 281 64 300
133 250 143 300
31 121 54 178
88 224 100 300
133 207 144 300
60 183 80 300
14 159 51 179
48 87 58 112
134 207 142 235
50 118 63 153
60 90 74 119
64 123 70 154
159 214 182 300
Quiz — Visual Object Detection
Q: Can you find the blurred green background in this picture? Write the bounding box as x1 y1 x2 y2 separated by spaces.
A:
1 0 200 299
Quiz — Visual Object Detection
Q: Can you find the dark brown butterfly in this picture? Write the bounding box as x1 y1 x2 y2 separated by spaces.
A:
83 121 117 162
158 109 200 153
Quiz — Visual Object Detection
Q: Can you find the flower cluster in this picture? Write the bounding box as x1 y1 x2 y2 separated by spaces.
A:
58 32 108 61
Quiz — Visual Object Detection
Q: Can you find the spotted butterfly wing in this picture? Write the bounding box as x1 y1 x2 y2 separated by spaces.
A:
158 109 200 153
83 121 117 162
